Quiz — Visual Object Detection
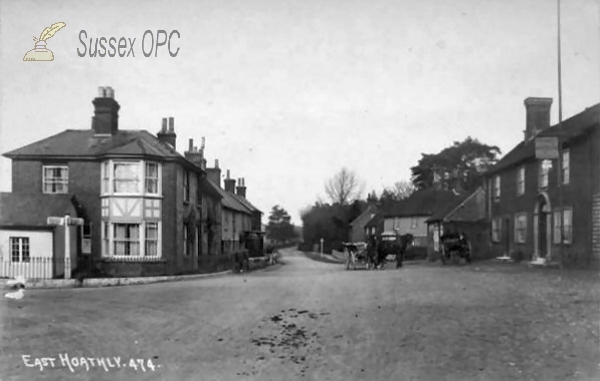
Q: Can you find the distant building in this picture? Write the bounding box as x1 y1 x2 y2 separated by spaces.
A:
382 189 460 247
482 98 600 267
426 187 488 260
348 192 378 243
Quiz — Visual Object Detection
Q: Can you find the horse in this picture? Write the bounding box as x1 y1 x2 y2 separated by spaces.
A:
440 232 471 264
393 233 414 268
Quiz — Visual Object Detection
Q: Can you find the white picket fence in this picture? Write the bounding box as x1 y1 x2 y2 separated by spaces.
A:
0 256 70 280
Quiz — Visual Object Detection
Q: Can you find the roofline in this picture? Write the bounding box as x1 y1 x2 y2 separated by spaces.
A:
0 225 55 231
4 153 206 174
427 187 483 223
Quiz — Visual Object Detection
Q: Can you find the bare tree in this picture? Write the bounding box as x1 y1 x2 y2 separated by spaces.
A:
392 180 415 200
324 167 364 205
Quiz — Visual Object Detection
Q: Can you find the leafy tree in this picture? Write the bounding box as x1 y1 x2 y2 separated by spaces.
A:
266 205 297 245
410 137 501 192
324 167 364 205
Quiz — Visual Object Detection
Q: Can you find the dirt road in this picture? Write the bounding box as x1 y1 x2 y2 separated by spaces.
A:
1 248 599 380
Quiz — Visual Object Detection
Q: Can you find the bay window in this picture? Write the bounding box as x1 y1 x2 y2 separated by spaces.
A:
101 160 161 196
101 221 161 258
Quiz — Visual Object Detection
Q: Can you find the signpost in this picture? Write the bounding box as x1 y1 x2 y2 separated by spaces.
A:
535 137 559 159
47 215 84 279
320 238 324 257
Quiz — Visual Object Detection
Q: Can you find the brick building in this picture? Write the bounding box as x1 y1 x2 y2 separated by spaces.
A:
1 87 227 277
483 97 600 267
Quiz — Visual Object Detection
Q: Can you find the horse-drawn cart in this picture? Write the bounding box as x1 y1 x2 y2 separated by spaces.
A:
440 233 471 265
342 242 370 270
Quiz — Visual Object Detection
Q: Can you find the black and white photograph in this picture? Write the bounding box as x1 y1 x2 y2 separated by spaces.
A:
0 0 599 380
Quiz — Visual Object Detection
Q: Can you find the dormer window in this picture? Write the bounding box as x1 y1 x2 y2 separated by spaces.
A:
43 165 68 194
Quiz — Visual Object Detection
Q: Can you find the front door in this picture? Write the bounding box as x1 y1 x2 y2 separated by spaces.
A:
538 210 547 258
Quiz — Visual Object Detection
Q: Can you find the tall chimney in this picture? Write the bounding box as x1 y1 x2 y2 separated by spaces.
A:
236 177 247 198
206 159 221 188
92 86 120 135
184 138 204 168
524 97 553 140
224 169 236 193
157 116 177 149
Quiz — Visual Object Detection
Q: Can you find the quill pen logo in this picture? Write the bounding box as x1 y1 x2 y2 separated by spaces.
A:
23 22 66 61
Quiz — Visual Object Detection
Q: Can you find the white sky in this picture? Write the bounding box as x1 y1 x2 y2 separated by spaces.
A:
1 0 599 224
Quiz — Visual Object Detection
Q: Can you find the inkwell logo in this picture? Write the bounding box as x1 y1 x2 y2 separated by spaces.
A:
23 22 66 61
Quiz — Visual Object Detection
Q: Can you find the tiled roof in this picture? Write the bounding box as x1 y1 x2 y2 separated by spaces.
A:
206 181 251 214
0 193 77 227
350 205 377 227
4 130 176 158
485 103 600 176
364 213 383 228
231 193 262 215
427 187 482 222
382 189 460 218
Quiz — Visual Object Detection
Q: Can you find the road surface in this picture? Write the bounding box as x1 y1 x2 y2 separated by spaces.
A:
1 248 599 380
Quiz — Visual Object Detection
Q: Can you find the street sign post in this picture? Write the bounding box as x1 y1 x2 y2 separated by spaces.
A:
535 137 559 159
47 215 76 279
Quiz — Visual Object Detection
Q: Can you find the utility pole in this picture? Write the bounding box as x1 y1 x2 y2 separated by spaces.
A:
556 0 565 266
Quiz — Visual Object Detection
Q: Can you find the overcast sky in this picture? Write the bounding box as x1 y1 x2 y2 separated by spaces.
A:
1 0 599 224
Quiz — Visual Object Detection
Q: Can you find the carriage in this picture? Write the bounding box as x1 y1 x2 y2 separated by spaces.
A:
342 242 371 270
440 232 472 265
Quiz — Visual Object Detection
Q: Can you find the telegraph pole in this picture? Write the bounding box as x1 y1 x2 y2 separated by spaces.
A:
556 0 565 266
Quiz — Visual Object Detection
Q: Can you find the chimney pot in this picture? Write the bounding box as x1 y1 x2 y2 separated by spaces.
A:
201 137 206 149
168 117 175 132
215 159 219 168
161 118 168 132
105 87 114 99
227 169 230 179
188 138 194 151
97 86 105 98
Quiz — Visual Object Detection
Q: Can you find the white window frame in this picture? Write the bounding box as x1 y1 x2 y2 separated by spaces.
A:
563 207 573 245
42 165 69 194
491 217 501 243
101 221 162 258
183 171 190 203
493 175 501 202
562 149 570 185
10 237 30 262
553 208 562 244
145 222 159 256
145 162 160 195
539 160 551 189
514 213 527 244
101 160 162 196
516 166 525 196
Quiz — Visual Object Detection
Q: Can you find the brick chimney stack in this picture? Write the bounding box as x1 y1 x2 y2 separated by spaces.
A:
524 97 553 140
157 117 177 149
236 178 247 198
92 86 120 135
224 170 236 193
206 159 221 188
184 138 204 168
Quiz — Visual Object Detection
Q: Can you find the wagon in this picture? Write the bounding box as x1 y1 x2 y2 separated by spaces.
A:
342 242 370 270
440 233 472 265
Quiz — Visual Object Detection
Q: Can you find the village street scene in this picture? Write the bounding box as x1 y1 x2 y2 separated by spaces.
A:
1 0 599 380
